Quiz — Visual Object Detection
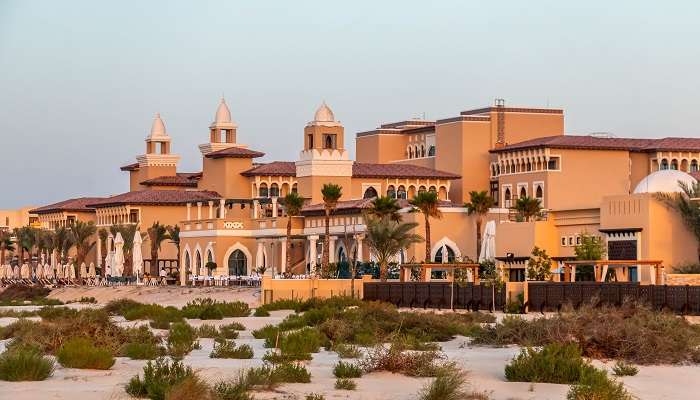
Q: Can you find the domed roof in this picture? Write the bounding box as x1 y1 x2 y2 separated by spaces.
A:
633 169 697 194
309 101 341 127
148 113 168 139
210 97 236 128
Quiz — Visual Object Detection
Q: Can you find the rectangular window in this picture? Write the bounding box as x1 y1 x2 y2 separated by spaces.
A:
561 237 567 246
547 157 560 170
129 210 139 224
490 180 499 207
568 236 574 246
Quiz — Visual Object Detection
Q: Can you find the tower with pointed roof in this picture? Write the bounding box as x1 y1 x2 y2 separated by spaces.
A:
199 97 239 156
295 101 353 202
124 113 181 191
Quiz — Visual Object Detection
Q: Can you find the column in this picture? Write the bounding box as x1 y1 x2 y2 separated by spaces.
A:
279 238 287 274
354 234 364 262
196 202 202 220
208 201 214 219
328 236 336 263
308 235 319 275
219 199 226 219
186 203 192 220
96 234 102 268
253 200 259 219
256 241 264 270
271 197 278 218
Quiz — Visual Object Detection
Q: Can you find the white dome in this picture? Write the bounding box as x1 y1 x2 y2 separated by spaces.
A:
214 98 232 124
314 101 335 122
148 113 168 139
633 169 697 194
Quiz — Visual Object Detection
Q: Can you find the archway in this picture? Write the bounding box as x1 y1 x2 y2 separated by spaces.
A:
195 251 202 275
228 250 247 276
363 187 378 199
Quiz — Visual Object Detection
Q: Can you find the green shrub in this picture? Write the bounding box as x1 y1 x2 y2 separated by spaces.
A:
271 362 311 383
165 374 217 400
37 306 79 320
262 351 311 363
505 343 591 384
333 361 362 378
332 343 361 358
611 361 638 377
567 366 633 400
360 344 446 377
56 337 115 369
122 341 166 360
390 333 441 351
254 308 270 317
104 298 143 315
335 377 356 390
168 322 200 359
210 339 254 359
67 296 97 304
126 357 194 400
417 367 469 400
181 298 250 319
277 327 325 357
0 345 54 381
212 375 254 400
196 324 220 338
252 324 279 341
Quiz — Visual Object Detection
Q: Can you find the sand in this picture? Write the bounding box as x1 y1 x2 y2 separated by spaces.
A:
0 288 699 399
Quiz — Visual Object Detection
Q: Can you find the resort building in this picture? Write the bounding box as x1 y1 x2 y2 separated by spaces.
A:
26 97 700 284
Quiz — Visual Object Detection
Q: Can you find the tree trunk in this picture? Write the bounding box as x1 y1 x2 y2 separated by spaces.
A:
151 246 159 276
322 209 330 276
422 214 431 281
286 217 292 274
380 260 388 282
476 218 483 261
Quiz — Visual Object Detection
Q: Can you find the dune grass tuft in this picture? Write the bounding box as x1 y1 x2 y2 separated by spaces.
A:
56 337 115 370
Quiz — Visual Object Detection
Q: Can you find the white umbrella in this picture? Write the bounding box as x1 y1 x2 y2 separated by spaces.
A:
88 262 96 278
13 265 20 279
50 251 56 269
20 263 29 279
113 232 124 277
44 263 54 279
35 263 43 279
69 263 77 280
478 220 497 263
1 265 7 279
132 231 143 281
80 262 88 279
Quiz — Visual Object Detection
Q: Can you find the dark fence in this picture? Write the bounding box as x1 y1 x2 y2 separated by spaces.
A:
527 282 700 315
363 282 506 311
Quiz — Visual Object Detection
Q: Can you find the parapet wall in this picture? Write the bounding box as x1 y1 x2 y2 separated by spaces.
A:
666 274 700 286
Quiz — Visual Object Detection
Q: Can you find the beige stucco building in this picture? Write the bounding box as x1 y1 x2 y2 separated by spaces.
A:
28 98 700 283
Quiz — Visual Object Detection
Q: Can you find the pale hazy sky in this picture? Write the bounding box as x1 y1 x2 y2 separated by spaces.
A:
1 1 699 208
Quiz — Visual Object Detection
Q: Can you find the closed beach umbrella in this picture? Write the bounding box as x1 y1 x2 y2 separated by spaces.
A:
88 262 96 277
80 262 88 278
20 263 29 279
132 231 143 278
113 232 124 277
44 263 54 279
35 264 43 279
13 265 20 279
1 265 7 279
478 220 497 263
69 263 77 279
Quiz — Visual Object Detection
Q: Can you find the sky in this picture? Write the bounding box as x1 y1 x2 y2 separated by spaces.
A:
1 1 699 208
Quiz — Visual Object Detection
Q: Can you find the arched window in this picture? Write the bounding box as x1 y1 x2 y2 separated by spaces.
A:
434 245 455 263
259 183 269 198
397 185 407 199
527 161 532 171
291 183 298 194
324 135 334 149
363 187 378 199
692 160 699 172
228 249 247 276
428 146 435 156
387 185 396 199
270 183 280 197
337 246 347 263
504 188 512 208
184 250 191 273
195 251 202 275
660 159 669 170
520 187 527 198
408 147 413 159
420 145 426 158
536 185 543 200
418 185 427 193
429 186 437 193
207 250 213 264
671 159 679 170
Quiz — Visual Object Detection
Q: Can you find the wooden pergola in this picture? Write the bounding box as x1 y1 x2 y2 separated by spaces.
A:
562 260 664 284
399 263 481 284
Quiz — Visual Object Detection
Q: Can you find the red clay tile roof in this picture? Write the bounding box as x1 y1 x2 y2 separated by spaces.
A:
491 135 700 153
241 161 296 177
141 173 202 187
30 197 104 214
87 190 220 208
206 146 265 159
352 163 460 179
120 162 139 171
301 198 454 216
461 106 563 116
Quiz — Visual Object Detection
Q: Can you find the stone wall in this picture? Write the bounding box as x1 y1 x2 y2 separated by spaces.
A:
666 274 700 286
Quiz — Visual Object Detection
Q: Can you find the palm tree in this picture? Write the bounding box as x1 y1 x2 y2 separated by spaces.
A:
167 225 181 276
98 228 108 271
365 216 423 281
409 191 442 265
14 226 37 264
283 192 305 274
514 196 542 221
366 196 402 222
0 230 15 265
71 220 97 266
658 181 700 261
465 191 495 258
53 226 73 264
320 183 342 275
147 222 170 275
113 224 142 276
